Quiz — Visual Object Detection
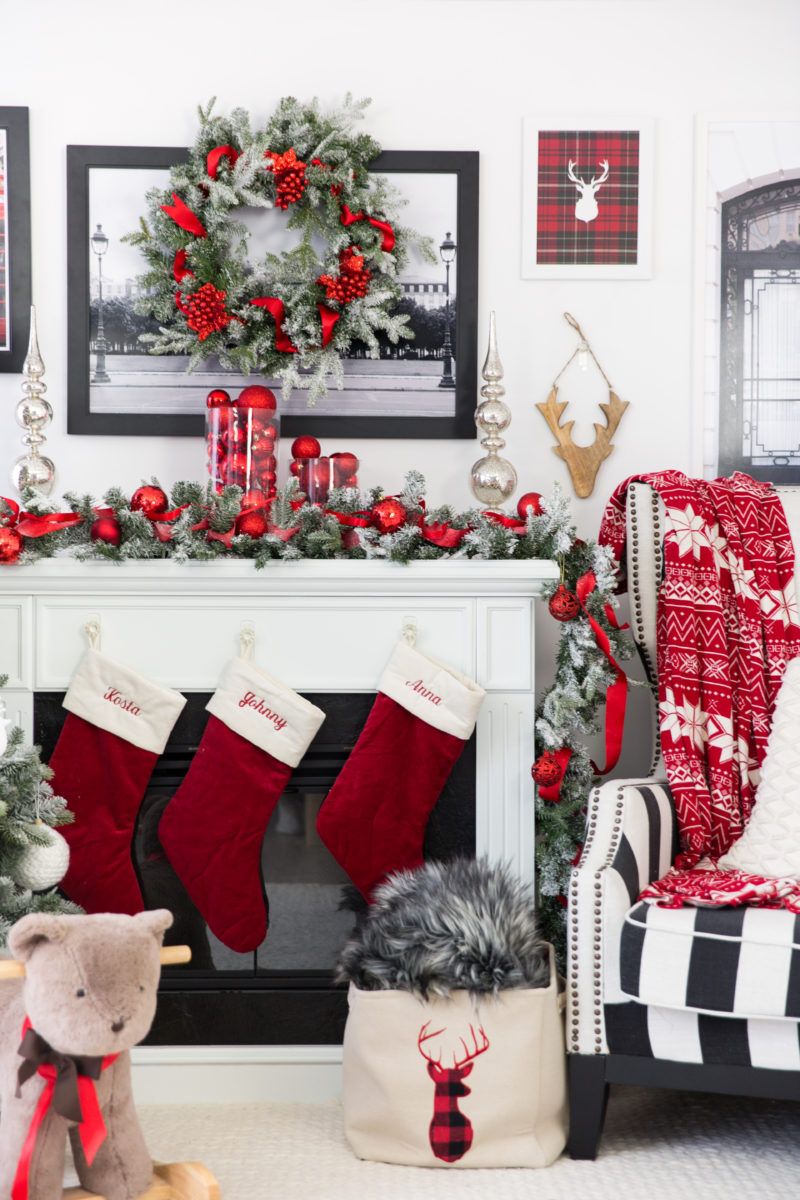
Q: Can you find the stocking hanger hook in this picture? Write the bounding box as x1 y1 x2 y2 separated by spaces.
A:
239 623 256 661
84 617 101 651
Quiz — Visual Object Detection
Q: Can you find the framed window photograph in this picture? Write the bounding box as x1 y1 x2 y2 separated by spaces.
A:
0 107 31 372
67 146 478 438
521 116 653 279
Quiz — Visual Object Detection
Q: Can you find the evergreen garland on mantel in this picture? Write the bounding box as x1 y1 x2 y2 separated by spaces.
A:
0 474 634 953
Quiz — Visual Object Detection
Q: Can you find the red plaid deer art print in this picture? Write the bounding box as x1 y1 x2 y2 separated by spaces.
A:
417 1020 490 1163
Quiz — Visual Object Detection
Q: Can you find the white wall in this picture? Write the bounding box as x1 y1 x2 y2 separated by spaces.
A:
3 0 799 773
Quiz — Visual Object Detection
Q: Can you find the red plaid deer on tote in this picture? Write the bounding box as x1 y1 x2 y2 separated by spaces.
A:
417 1020 490 1163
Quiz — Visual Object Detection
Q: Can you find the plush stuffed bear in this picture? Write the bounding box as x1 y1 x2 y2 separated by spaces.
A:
0 909 172 1200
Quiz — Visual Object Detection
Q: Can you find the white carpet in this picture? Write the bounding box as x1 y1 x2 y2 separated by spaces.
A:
65 1087 800 1199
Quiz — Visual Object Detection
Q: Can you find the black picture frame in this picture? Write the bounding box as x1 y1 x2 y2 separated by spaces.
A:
67 145 479 439
0 107 32 373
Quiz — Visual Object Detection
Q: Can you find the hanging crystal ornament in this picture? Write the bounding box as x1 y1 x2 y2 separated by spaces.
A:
470 311 517 510
10 307 55 496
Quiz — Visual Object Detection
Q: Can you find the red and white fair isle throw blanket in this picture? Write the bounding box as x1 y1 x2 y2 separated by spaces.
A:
599 470 800 911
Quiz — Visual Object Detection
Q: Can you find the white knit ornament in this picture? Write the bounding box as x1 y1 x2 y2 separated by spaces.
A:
13 824 70 891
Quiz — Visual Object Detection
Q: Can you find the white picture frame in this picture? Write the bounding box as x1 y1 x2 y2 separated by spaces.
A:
521 115 654 279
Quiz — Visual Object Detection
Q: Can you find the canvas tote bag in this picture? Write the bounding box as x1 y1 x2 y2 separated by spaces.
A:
342 943 566 1168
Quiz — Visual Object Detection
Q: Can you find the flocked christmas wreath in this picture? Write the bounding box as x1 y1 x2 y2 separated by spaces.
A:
128 97 423 404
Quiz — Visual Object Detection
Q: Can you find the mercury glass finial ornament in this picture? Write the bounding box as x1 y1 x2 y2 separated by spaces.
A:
470 311 517 509
11 306 55 496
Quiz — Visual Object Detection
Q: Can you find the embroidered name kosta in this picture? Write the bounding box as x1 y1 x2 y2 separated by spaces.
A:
103 687 141 716
239 690 287 731
406 679 442 706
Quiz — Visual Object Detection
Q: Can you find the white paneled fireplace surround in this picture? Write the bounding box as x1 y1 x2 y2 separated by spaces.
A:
0 558 556 1102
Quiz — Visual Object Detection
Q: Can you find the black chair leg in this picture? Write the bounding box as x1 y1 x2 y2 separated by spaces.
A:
568 1053 609 1159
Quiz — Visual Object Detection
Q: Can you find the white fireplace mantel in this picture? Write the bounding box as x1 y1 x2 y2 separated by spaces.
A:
0 556 557 1103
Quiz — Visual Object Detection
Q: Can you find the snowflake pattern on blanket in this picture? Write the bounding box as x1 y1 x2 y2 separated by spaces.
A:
599 470 800 910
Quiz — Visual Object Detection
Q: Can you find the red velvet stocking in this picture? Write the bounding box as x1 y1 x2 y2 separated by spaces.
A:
316 639 485 899
159 658 325 953
53 650 186 915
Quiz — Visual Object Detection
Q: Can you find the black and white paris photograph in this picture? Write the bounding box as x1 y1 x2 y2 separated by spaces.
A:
67 147 478 438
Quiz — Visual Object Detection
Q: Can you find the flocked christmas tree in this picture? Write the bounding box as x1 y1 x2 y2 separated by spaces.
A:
0 678 79 945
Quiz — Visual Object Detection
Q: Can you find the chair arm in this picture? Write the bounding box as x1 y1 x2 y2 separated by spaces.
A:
566 777 677 1055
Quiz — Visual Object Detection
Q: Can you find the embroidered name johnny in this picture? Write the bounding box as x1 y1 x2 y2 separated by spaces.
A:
103 687 141 716
405 678 442 706
238 691 287 732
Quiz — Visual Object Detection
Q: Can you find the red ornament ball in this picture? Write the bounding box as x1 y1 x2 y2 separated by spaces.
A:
291 436 321 460
517 491 543 520
130 486 168 518
371 497 407 535
206 388 232 408
549 584 581 622
331 451 359 481
289 460 303 477
235 509 269 539
532 751 563 788
238 385 277 410
0 526 23 564
241 488 268 510
90 516 121 547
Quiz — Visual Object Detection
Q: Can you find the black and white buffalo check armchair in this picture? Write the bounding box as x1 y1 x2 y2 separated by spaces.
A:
567 482 800 1159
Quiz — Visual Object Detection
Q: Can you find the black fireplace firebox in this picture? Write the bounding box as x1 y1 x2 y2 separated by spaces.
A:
34 692 476 1046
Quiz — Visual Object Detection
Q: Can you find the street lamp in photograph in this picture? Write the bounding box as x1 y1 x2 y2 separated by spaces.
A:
91 223 110 383
438 230 456 389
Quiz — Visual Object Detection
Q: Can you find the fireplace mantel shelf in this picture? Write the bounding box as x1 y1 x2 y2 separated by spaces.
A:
0 557 558 597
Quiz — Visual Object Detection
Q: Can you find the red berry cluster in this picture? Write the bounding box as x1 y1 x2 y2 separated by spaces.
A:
318 247 371 304
266 147 308 210
184 283 235 341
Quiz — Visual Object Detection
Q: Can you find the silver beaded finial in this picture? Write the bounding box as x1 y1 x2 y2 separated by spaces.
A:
470 311 517 510
11 307 55 496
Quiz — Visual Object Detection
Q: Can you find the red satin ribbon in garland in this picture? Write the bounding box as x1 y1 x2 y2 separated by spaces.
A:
485 511 527 535
12 1020 118 1200
250 298 340 353
2 496 82 539
575 570 628 777
326 510 372 528
206 144 239 180
340 204 396 253
421 522 469 549
537 747 574 803
160 193 207 239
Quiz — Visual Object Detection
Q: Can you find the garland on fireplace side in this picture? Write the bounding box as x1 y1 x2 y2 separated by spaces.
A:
0 677 79 946
0 474 634 951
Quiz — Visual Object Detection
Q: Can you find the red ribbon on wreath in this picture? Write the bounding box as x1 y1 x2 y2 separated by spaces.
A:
12 1019 118 1200
1 496 83 539
173 249 194 283
160 193 207 239
340 204 396 253
206 144 239 180
249 298 341 353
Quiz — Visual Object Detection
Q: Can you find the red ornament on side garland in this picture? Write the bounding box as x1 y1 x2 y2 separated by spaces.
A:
90 516 122 547
291 436 321 460
0 526 23 564
549 584 581 622
238 385 276 410
206 388 232 408
517 491 543 520
130 485 168 518
371 497 407 535
531 751 563 788
235 509 269 539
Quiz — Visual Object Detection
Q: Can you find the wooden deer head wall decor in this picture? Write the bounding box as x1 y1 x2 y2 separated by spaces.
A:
536 313 629 499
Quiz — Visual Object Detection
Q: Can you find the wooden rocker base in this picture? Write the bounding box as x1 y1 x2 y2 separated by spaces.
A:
64 1162 220 1200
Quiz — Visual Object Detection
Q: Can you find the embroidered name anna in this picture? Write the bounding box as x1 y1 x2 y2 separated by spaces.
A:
238 691 287 731
103 687 141 716
406 679 442 706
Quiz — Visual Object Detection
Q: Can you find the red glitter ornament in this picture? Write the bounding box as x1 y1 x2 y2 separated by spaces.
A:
289 460 303 477
130 486 168 518
549 584 581 622
183 283 235 341
371 496 407 535
516 491 543 520
90 516 121 547
531 751 563 788
265 148 308 209
238 385 276 410
235 509 269 539
206 388 232 408
0 526 23 564
291 436 321 460
318 247 371 305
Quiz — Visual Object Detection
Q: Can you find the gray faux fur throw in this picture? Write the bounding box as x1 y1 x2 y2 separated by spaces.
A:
337 857 550 998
